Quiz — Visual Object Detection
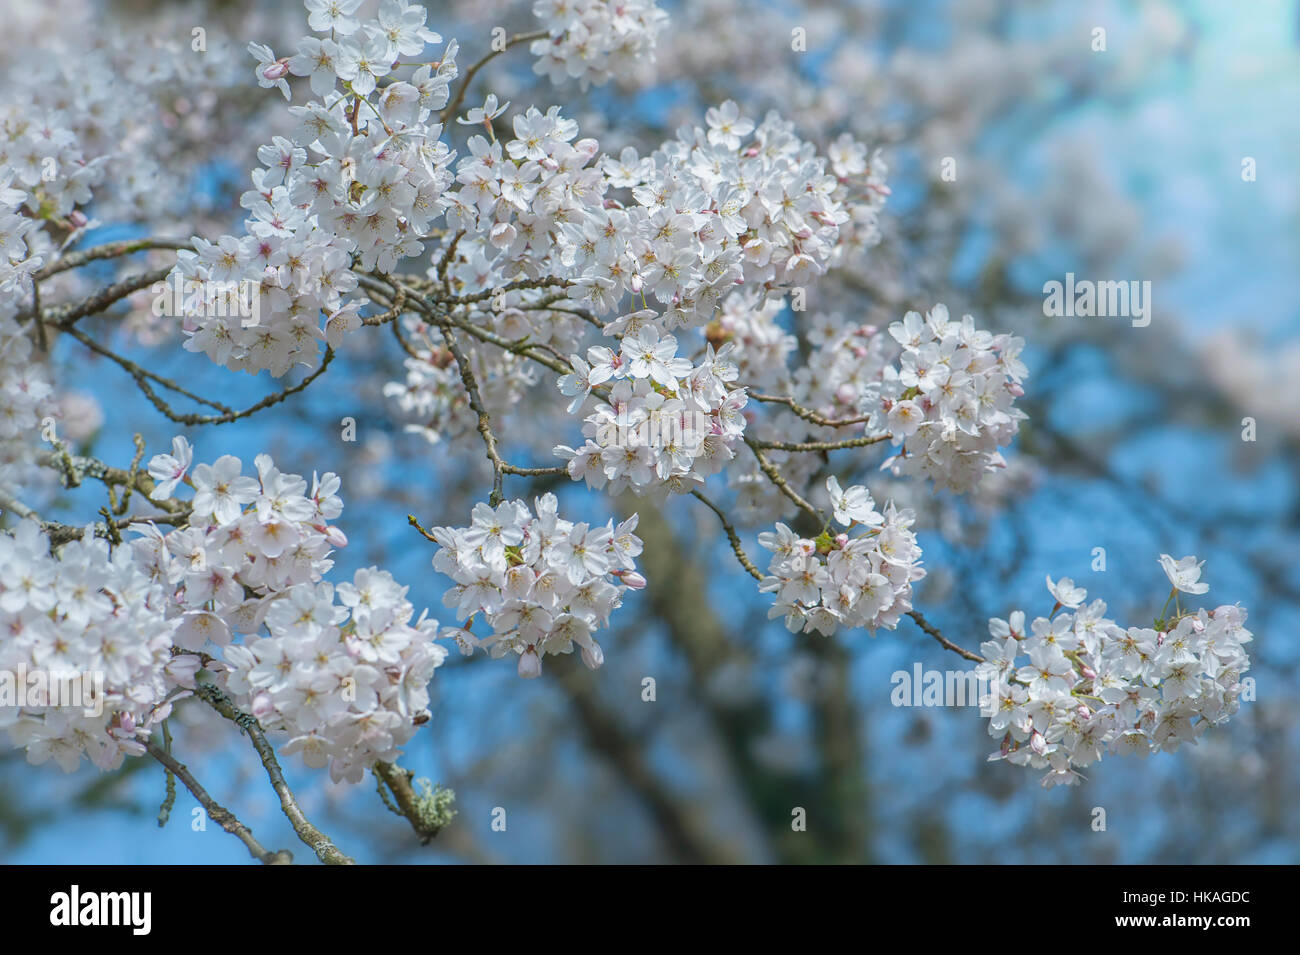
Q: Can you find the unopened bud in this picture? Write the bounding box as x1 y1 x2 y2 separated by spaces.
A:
517 647 542 679
580 641 604 670
617 570 647 590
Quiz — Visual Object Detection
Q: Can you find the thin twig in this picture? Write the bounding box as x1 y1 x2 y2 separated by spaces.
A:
146 741 292 865
751 434 890 453
35 238 191 281
691 489 764 582
743 436 824 524
197 684 355 865
439 30 550 125
906 609 985 663
749 392 872 429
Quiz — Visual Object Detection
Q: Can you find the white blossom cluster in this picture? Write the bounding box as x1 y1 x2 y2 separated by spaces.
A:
441 105 605 284
0 13 255 228
429 493 645 678
222 568 446 783
383 338 467 441
977 556 1253 789
792 312 896 427
434 101 885 331
757 477 925 636
0 173 56 486
0 165 58 297
0 520 181 773
0 168 52 302
575 106 882 327
0 310 54 484
529 0 669 89
168 0 458 375
859 304 1028 493
136 439 446 782
0 107 104 234
554 322 748 496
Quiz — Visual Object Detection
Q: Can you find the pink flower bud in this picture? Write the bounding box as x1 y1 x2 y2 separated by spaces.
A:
322 525 348 549
834 533 849 548
619 570 647 590
835 383 857 405
1029 730 1047 756
67 210 88 228
262 60 290 80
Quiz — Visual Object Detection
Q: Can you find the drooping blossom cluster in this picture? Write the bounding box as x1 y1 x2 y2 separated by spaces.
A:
859 304 1028 493
429 493 645 678
221 567 446 783
136 439 446 782
168 0 458 375
757 477 925 636
529 0 668 88
554 322 748 496
0 520 182 773
977 555 1253 789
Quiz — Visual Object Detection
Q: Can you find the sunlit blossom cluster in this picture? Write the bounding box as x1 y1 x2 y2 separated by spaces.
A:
977 556 1253 788
554 323 748 496
860 304 1028 493
429 493 645 678
136 439 446 781
757 477 925 636
168 0 458 374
